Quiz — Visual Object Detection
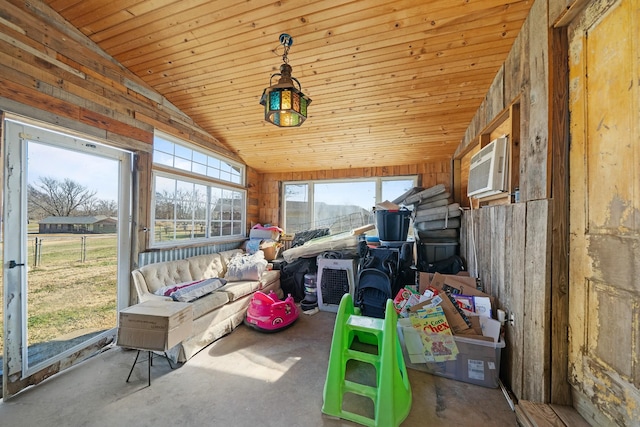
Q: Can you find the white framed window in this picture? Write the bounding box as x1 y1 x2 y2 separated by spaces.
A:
153 131 244 185
151 131 246 247
282 176 417 234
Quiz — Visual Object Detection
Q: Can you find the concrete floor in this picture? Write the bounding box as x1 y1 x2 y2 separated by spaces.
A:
0 309 516 426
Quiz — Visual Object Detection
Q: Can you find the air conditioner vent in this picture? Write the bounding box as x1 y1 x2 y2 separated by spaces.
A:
467 136 509 199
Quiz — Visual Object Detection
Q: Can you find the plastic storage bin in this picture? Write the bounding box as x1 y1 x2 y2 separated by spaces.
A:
399 322 505 388
375 209 411 241
417 241 458 271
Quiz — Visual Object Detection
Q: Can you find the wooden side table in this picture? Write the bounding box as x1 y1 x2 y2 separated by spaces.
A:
117 300 193 386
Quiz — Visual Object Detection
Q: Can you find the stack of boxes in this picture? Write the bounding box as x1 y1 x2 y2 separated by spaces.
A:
248 225 282 261
394 184 460 272
397 272 505 389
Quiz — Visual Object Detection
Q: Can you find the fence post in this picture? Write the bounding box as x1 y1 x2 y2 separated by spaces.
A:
81 236 86 263
35 238 42 267
33 236 38 267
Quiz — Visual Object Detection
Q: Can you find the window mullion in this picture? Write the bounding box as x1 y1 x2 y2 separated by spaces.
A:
205 186 211 238
309 182 315 229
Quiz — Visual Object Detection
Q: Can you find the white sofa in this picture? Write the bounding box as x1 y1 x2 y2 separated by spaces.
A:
131 249 281 362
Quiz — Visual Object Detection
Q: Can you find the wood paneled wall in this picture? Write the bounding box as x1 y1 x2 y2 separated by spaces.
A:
0 1 239 262
455 0 572 405
251 161 451 228
460 201 551 403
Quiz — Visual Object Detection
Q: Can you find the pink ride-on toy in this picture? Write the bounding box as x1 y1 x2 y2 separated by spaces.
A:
244 290 299 332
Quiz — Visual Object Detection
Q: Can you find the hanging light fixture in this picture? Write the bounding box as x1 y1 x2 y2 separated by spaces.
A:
260 34 312 127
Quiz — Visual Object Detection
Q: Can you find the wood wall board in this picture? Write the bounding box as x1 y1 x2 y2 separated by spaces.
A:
478 207 493 295
509 103 522 196
0 77 153 147
0 95 145 154
505 203 527 400
519 90 531 200
459 211 473 276
491 206 507 303
504 15 527 104
521 0 550 202
452 159 463 204
523 199 552 402
459 198 550 404
484 65 507 130
6 1 128 85
457 145 479 207
130 150 151 303
549 25 571 406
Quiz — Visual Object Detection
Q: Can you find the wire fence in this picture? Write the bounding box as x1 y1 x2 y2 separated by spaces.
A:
26 234 118 268
1 234 119 373
287 211 373 235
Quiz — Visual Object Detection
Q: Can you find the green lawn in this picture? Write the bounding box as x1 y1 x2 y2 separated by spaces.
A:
1 233 118 358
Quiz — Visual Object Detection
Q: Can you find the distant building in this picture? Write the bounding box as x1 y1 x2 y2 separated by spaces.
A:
38 215 117 234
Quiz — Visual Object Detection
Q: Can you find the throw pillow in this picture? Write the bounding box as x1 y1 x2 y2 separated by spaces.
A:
154 278 227 302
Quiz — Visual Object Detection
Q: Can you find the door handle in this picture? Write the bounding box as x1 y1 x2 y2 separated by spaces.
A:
8 260 25 269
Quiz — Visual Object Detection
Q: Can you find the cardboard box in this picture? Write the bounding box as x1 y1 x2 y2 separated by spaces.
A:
117 300 193 351
260 243 281 261
419 272 478 295
409 292 472 334
421 272 496 319
399 318 505 388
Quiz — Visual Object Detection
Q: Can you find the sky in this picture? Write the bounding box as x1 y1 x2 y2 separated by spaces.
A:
288 179 415 210
27 142 120 202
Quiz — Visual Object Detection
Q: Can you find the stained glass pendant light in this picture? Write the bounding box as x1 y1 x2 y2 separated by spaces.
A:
260 34 312 127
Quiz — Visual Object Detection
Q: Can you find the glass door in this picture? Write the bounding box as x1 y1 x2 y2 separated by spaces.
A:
2 115 132 398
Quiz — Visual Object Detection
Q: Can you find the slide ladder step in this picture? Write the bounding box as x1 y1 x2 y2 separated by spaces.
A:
322 293 412 427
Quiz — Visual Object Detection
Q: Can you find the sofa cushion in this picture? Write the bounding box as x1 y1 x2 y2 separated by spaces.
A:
218 280 262 302
190 290 229 319
260 270 280 289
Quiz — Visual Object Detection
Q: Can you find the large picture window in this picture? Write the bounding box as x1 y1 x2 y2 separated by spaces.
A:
151 131 245 246
282 176 417 234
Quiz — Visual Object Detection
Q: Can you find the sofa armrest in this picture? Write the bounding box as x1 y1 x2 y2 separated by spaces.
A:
138 292 173 303
131 269 172 303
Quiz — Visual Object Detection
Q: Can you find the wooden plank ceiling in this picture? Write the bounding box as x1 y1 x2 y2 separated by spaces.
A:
46 0 533 174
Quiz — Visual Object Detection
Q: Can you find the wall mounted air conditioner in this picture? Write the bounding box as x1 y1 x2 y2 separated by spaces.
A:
467 136 509 199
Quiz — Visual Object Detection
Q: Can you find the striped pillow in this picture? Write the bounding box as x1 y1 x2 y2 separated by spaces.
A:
155 278 227 302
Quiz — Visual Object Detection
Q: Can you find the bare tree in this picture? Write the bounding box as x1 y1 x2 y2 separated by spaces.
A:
80 198 118 216
28 177 97 217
